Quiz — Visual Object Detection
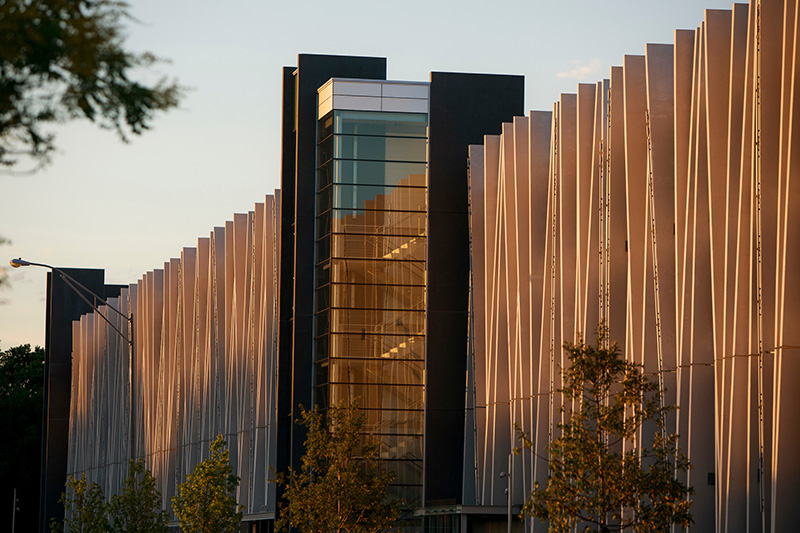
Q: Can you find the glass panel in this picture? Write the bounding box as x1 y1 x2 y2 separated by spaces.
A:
315 285 330 312
334 160 426 187
330 383 424 411
314 335 329 361
314 361 329 387
334 135 426 163
331 234 426 260
360 410 424 435
316 209 331 239
330 309 425 335
315 309 329 336
318 113 334 142
315 235 330 262
330 259 425 286
380 460 424 486
316 185 332 214
387 484 423 507
328 359 424 386
334 110 427 138
377 435 423 461
330 284 425 311
314 384 329 410
317 161 333 189
331 210 426 237
329 333 424 360
318 135 334 165
331 184 426 212
315 262 331 287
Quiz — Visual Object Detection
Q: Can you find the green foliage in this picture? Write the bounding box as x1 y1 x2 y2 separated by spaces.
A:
519 329 693 532
0 343 43 530
172 434 243 533
276 401 402 533
49 460 166 533
0 0 183 172
108 459 169 533
51 474 110 533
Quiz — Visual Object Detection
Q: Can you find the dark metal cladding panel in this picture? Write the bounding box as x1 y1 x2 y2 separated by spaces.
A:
276 65 297 480
39 268 105 533
287 54 386 473
425 71 523 506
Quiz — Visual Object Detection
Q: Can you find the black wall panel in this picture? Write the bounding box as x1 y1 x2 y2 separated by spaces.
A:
425 72 523 506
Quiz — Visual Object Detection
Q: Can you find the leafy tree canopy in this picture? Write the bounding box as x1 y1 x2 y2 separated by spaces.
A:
0 0 182 172
0 343 44 531
50 459 168 533
51 473 109 533
109 459 169 533
172 434 244 533
519 330 693 532
276 401 402 533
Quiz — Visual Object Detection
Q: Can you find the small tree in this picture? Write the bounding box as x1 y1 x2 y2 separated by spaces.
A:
108 459 169 533
276 401 402 533
172 434 243 533
520 330 692 532
50 474 109 533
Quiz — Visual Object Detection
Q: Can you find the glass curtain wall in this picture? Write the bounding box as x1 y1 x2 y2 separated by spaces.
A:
315 109 428 506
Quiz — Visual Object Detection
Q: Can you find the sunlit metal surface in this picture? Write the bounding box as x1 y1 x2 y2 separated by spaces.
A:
468 1 800 530
67 195 281 519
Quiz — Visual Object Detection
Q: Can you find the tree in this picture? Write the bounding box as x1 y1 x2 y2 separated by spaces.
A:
276 401 402 533
519 330 692 532
0 0 182 172
108 459 169 533
51 474 109 533
172 434 244 533
0 343 44 531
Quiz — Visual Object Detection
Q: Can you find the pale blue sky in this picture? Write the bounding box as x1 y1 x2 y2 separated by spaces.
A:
1 0 736 347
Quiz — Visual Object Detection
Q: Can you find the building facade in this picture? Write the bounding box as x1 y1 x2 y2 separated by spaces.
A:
467 1 800 531
55 55 522 531
276 55 523 527
51 0 800 530
313 78 430 505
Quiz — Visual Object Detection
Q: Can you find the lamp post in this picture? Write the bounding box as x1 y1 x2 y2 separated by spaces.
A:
10 258 133 346
9 258 136 459
499 452 512 533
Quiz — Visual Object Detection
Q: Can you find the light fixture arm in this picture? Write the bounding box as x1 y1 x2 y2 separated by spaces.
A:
9 257 133 346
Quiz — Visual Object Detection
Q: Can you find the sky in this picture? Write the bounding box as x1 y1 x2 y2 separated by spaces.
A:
0 0 738 348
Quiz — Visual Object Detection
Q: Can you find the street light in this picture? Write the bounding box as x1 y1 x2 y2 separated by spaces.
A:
10 258 133 345
10 257 136 460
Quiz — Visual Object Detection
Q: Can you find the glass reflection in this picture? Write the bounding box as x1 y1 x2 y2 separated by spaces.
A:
328 359 424 386
330 383 423 411
329 284 425 311
330 210 426 237
334 110 427 137
329 308 425 335
331 184 426 212
334 135 427 163
334 161 426 187
330 235 426 260
326 333 424 360
315 107 428 509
